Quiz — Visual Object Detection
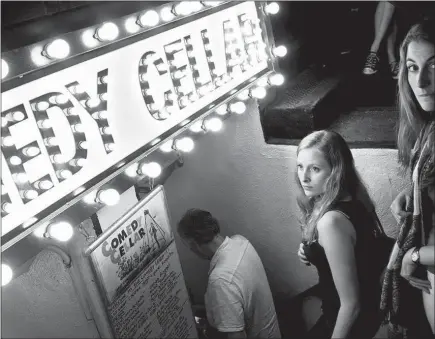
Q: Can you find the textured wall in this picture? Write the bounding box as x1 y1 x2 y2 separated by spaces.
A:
164 100 409 304
0 101 409 337
1 250 100 338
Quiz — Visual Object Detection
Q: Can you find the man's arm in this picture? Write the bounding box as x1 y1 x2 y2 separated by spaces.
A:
206 278 246 337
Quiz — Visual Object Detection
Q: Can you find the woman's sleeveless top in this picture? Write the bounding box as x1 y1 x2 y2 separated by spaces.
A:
303 200 381 336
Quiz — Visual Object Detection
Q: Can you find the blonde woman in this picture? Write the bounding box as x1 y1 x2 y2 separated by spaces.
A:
296 130 382 339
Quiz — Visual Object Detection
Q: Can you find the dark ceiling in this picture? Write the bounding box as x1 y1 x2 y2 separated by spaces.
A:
1 1 168 52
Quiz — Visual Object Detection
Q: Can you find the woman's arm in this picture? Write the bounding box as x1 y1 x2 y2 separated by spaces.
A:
390 186 413 223
317 212 360 339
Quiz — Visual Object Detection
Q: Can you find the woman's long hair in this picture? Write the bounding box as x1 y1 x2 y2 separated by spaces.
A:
295 131 376 242
397 18 435 173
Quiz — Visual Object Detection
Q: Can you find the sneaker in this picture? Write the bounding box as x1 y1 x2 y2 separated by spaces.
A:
362 52 380 75
390 61 399 79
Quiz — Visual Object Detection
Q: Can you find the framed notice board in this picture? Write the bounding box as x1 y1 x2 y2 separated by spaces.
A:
88 186 198 338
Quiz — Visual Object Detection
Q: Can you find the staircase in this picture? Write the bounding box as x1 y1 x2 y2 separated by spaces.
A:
261 59 399 148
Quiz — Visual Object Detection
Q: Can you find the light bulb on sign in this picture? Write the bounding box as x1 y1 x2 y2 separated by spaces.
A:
33 101 50 111
1 264 13 286
160 7 175 21
13 173 28 184
57 169 72 180
174 137 194 153
51 154 67 164
229 102 247 114
2 202 14 214
269 73 285 86
81 30 98 48
83 191 97 204
96 188 120 206
72 123 85 133
44 39 70 59
237 90 250 101
265 2 280 14
34 180 53 190
21 190 38 200
92 111 108 119
85 98 100 108
2 59 9 79
272 45 287 58
173 2 194 16
7 111 25 122
190 1 204 12
49 94 68 105
160 140 174 153
139 162 162 178
95 22 119 42
33 222 49 238
9 156 22 166
190 120 204 133
204 117 223 132
105 143 115 152
99 93 108 102
257 77 269 87
64 107 80 116
69 158 86 167
78 141 89 150
46 221 74 242
22 146 40 157
125 17 140 33
202 1 222 7
2 136 14 147
125 163 139 177
37 119 51 129
138 10 160 27
251 87 267 99
215 104 229 115
98 75 108 85
70 84 85 94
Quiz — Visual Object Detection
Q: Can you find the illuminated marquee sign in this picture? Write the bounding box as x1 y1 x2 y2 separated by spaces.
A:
1 2 274 241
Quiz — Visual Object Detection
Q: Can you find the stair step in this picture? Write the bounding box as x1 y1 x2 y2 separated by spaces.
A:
262 66 345 140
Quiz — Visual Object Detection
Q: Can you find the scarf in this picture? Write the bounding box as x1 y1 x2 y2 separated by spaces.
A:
380 123 434 339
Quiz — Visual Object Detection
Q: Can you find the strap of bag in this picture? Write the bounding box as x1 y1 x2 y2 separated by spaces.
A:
372 211 388 237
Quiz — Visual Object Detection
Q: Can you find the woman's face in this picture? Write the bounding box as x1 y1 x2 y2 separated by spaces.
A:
297 148 332 198
406 40 435 112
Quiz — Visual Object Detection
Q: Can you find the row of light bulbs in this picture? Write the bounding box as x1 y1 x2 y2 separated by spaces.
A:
1 1 282 286
1 2 280 80
2 70 284 284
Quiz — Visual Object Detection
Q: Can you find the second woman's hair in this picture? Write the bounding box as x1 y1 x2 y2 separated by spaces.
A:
397 18 435 171
295 130 375 241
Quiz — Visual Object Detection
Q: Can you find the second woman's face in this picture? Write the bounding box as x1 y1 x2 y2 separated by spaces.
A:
297 148 332 197
406 40 435 112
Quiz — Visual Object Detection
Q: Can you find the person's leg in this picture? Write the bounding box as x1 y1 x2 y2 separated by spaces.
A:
387 20 399 79
370 2 395 54
363 2 396 75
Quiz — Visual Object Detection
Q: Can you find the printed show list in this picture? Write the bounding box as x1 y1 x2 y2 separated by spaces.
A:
108 242 197 338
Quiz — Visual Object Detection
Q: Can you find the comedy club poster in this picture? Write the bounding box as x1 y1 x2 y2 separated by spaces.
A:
90 187 174 304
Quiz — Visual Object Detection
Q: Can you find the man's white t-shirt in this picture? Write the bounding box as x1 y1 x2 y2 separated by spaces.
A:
204 235 281 338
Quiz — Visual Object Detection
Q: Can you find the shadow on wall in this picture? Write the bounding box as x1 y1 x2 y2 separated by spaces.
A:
1 250 99 339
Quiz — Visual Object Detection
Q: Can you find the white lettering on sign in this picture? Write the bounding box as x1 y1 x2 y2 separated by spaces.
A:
1 2 270 235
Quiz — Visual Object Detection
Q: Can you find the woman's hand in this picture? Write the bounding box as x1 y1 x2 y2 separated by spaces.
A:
391 188 413 224
401 247 432 294
298 243 311 266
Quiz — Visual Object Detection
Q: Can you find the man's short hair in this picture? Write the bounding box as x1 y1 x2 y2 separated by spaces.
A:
177 209 220 244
